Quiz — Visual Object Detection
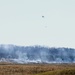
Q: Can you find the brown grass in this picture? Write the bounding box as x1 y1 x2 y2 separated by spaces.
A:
0 63 75 75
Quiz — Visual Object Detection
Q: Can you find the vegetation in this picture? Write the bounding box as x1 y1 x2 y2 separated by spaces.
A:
34 68 75 75
0 63 75 75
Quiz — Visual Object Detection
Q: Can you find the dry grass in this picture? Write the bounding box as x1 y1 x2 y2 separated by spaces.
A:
0 63 75 75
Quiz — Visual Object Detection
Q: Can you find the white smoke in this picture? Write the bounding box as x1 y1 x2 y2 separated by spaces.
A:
0 44 75 64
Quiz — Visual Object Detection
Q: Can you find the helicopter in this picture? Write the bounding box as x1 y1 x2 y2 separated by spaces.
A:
42 16 44 18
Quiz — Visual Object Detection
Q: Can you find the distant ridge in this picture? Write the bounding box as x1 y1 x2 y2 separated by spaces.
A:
0 44 75 64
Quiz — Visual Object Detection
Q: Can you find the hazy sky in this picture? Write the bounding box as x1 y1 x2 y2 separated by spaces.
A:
0 0 75 48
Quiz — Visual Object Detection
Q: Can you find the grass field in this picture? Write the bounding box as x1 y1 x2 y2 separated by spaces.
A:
0 63 75 75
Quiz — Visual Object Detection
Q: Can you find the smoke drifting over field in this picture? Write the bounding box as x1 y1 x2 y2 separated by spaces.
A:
0 44 75 64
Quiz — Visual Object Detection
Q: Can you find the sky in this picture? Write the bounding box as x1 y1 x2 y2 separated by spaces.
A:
0 0 75 48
